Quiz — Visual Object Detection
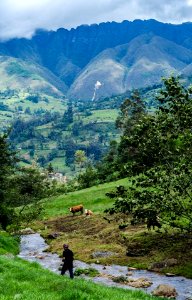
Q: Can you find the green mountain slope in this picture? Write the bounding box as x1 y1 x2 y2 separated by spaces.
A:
68 34 192 100
0 56 67 96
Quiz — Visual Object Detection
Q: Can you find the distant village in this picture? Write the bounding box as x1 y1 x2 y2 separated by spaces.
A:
47 172 67 183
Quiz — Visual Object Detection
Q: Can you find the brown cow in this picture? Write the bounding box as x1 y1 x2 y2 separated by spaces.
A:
69 204 84 216
84 209 93 216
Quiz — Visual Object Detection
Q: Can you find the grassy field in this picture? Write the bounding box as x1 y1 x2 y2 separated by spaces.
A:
42 177 130 218
0 233 160 300
83 109 119 123
4 93 66 115
0 95 120 175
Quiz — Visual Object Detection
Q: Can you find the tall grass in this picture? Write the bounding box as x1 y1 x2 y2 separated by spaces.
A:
0 217 160 300
0 256 159 300
0 231 19 255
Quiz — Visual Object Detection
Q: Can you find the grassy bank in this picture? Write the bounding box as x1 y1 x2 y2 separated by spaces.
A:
42 177 130 218
0 235 160 300
0 256 161 300
0 231 19 255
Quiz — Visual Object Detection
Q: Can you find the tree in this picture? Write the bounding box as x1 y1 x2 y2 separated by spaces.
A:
0 133 52 230
11 167 50 205
96 140 120 182
0 133 16 229
9 166 51 226
105 77 192 231
47 163 54 173
61 101 73 129
78 164 98 188
75 150 87 170
116 90 146 132
96 91 148 178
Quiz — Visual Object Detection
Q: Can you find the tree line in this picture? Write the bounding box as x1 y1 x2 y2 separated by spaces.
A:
0 134 52 230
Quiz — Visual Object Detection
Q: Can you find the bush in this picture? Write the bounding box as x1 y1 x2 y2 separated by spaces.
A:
74 267 100 277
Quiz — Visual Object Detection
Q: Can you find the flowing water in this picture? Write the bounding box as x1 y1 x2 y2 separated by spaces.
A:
18 233 192 300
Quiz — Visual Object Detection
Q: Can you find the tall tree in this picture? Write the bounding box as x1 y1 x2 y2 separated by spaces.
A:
105 77 192 231
61 100 74 129
75 150 87 170
0 133 16 229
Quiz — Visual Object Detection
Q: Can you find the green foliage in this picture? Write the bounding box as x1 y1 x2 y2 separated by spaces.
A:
0 256 158 300
26 94 40 103
6 61 31 78
0 102 9 111
60 100 74 129
116 90 146 131
96 141 120 182
47 163 54 173
0 206 16 230
78 91 147 184
75 150 87 169
77 165 98 188
112 276 128 283
74 267 100 277
0 231 19 255
0 132 53 229
105 77 192 231
0 133 16 229
172 263 192 279
11 167 50 205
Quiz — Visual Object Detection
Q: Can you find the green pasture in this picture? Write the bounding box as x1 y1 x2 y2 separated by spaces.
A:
1 92 66 115
83 109 119 123
43 177 130 218
50 156 66 172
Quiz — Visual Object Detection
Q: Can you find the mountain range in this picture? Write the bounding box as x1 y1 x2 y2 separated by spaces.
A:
1 19 192 100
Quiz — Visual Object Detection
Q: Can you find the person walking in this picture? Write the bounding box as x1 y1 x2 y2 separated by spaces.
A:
61 244 74 279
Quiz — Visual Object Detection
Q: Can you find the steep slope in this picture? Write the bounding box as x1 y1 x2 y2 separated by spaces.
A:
0 56 67 95
68 34 192 100
1 20 192 88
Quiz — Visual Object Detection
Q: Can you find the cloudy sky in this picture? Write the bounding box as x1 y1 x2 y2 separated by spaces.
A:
1 0 192 40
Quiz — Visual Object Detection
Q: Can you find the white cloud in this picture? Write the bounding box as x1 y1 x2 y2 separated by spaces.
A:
0 0 192 40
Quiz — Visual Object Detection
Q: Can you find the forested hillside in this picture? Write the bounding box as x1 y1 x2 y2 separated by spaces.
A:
0 85 159 176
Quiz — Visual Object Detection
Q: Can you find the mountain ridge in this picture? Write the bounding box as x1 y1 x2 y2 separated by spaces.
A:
1 19 192 99
68 34 192 99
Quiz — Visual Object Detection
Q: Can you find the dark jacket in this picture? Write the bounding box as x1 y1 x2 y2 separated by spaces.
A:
62 249 74 266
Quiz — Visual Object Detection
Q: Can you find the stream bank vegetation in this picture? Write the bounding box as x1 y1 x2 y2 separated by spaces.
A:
0 234 161 300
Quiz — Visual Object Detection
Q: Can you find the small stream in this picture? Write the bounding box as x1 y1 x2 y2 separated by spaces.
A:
18 233 192 300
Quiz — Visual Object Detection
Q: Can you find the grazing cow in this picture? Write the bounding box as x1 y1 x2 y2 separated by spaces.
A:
85 209 93 216
69 204 84 216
